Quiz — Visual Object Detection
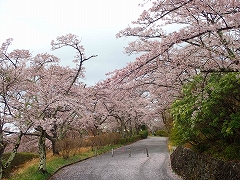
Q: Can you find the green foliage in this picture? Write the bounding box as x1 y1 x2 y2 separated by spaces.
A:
127 135 142 143
202 141 240 161
132 135 142 141
155 130 168 137
139 130 148 139
224 144 240 160
161 109 174 133
119 135 142 144
3 152 38 178
119 138 127 144
169 125 184 146
170 72 240 160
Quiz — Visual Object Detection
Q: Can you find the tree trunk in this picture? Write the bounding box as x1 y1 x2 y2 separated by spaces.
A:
3 131 23 169
0 148 3 180
0 131 7 180
135 124 140 135
37 127 47 174
51 138 59 155
48 121 59 155
45 132 59 155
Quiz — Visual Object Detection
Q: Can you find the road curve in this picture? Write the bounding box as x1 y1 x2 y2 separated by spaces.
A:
49 137 181 180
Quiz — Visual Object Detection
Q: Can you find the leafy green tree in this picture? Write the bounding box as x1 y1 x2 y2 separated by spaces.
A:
171 72 240 154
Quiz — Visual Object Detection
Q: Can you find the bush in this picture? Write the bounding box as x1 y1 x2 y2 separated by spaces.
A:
139 130 148 139
132 135 141 142
119 138 126 144
87 132 122 149
199 140 240 161
223 144 240 160
170 72 240 159
56 138 82 159
155 130 168 137
108 132 122 144
119 135 141 145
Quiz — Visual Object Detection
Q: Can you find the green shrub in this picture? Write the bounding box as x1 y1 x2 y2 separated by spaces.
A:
195 142 211 153
132 135 141 141
139 130 148 139
155 130 168 137
126 136 134 143
119 135 141 145
119 138 126 144
170 72 240 154
223 144 240 161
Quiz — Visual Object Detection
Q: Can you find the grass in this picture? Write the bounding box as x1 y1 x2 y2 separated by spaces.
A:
7 145 121 180
3 152 39 178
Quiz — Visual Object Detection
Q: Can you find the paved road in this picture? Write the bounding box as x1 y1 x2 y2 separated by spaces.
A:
49 137 181 180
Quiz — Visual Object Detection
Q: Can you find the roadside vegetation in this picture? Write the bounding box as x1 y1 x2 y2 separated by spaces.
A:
6 146 113 180
4 132 146 180
170 72 240 162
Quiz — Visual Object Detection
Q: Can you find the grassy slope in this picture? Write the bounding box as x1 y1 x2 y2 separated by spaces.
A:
7 145 120 180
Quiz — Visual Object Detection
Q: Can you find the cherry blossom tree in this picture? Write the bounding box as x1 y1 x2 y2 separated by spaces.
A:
25 56 95 172
0 38 32 179
19 34 98 173
117 0 240 71
0 34 98 174
25 53 70 172
93 77 163 137
51 33 97 94
47 33 98 143
110 0 240 126
78 86 111 136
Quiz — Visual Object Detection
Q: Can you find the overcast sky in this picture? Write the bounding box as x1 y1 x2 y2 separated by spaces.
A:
0 0 145 86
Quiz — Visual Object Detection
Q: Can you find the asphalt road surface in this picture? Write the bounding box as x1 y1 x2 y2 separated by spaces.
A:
49 136 181 180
